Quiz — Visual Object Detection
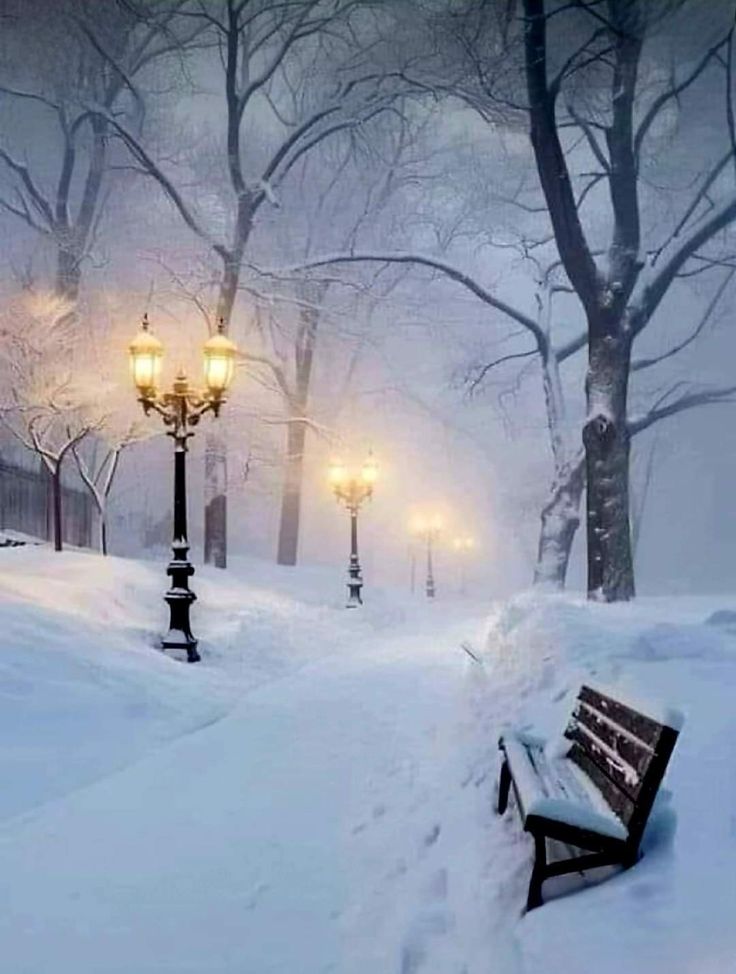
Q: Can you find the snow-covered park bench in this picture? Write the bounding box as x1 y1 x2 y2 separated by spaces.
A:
497 684 682 911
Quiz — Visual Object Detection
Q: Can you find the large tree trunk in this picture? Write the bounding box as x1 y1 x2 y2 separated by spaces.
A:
276 419 307 566
275 293 322 567
534 455 585 589
204 263 238 570
50 465 63 552
55 245 81 304
203 210 251 569
99 509 108 556
204 437 227 568
583 324 635 601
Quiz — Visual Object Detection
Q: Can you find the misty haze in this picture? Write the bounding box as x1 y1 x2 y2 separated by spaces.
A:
0 2 735 972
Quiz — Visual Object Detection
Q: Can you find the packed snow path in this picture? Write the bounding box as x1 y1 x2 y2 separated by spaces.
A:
0 605 509 974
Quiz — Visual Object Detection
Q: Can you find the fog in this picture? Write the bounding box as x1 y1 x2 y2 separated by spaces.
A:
1 0 735 600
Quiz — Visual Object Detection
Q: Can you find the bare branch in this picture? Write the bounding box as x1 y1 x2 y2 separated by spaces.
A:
629 383 736 435
633 267 734 371
259 250 547 348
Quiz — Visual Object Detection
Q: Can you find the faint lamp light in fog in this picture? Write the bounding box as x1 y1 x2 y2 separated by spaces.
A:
430 514 443 533
203 319 238 396
129 313 163 394
328 458 348 487
410 514 427 536
454 535 475 551
360 452 378 487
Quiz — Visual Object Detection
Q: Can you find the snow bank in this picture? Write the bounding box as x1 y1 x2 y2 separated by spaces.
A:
2 548 735 974
475 591 736 974
0 545 391 822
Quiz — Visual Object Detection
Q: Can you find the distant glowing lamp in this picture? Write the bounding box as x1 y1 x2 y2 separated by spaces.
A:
328 458 348 488
409 510 444 599
360 452 379 487
453 535 475 552
328 452 379 607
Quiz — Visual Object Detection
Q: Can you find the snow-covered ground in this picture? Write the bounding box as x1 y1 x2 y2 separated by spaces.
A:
1 546 735 973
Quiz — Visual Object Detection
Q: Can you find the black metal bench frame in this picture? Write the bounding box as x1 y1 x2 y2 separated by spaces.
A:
497 684 681 911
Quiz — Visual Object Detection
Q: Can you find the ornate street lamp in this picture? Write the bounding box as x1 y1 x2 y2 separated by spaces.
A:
328 453 378 607
129 314 237 662
411 513 443 599
453 535 476 595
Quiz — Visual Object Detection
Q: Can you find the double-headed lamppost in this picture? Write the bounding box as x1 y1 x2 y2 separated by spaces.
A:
453 535 476 595
411 514 443 599
328 454 378 607
128 314 237 662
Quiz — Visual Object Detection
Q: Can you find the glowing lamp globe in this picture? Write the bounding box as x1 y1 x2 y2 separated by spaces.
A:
361 453 378 487
203 321 238 396
328 459 348 488
129 314 163 394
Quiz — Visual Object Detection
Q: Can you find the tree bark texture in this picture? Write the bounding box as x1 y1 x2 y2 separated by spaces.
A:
534 456 585 589
203 201 253 569
584 326 635 600
276 292 322 567
276 419 307 566
204 433 227 569
51 465 63 553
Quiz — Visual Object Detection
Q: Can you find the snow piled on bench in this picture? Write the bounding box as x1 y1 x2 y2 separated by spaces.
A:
478 590 736 974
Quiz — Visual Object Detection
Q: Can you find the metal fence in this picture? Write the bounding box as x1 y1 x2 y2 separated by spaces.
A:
0 459 93 548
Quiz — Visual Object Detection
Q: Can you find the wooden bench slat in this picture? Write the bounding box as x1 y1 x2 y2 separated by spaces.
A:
569 701 654 779
566 741 637 824
579 686 663 748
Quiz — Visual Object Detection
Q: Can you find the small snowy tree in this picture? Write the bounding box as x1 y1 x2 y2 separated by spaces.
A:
0 294 105 550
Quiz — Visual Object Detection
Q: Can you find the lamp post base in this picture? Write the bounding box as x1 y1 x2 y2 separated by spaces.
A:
162 626 200 663
346 566 363 608
163 549 199 663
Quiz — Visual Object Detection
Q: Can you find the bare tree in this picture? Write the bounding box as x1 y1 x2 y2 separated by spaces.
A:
0 0 198 304
272 0 736 600
91 0 405 568
0 294 105 550
71 418 151 555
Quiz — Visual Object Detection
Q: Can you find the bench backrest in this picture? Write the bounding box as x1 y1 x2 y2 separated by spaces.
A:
564 685 680 846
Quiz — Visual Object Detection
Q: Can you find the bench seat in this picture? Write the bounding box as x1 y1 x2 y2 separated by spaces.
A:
502 734 628 842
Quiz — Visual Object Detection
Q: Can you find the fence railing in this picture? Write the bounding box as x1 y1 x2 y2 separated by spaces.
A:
0 459 93 548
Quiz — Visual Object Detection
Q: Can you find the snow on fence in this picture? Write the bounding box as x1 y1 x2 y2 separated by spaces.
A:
0 459 93 548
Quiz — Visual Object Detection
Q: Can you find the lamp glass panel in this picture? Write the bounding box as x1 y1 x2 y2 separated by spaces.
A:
204 352 235 393
361 457 378 486
328 461 347 487
129 323 163 392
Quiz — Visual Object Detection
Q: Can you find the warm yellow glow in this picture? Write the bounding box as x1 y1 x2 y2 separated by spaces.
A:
454 535 475 551
411 513 444 536
203 323 237 395
360 453 378 487
410 514 427 535
129 315 163 393
328 459 348 487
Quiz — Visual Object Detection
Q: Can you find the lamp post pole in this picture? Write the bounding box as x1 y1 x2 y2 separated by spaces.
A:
453 536 475 597
329 455 377 608
347 503 363 607
425 530 436 599
129 316 237 662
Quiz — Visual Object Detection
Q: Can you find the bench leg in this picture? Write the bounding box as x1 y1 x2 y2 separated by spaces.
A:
526 834 547 912
497 757 511 814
